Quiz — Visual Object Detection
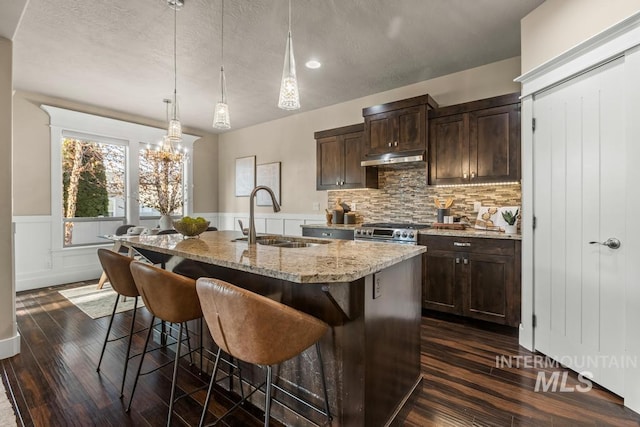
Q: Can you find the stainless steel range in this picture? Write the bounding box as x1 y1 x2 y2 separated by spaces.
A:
354 222 431 244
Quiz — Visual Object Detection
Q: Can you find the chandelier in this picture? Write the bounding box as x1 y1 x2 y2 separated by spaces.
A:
147 99 187 163
277 0 300 110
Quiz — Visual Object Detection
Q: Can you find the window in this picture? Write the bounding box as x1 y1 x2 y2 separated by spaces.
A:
62 137 126 246
44 105 196 250
138 145 184 218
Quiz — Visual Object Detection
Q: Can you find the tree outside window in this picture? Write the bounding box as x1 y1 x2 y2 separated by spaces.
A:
138 148 184 217
62 138 125 246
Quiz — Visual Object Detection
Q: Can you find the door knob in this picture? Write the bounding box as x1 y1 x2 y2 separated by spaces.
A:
589 238 621 249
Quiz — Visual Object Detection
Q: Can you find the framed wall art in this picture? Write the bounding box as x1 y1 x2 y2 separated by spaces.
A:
256 162 281 206
235 156 255 196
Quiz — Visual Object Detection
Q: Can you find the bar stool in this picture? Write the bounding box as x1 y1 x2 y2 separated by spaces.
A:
95 248 143 398
196 277 331 427
128 261 203 426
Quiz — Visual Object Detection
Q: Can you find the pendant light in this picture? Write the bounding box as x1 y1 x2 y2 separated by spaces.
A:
167 0 183 143
277 0 300 110
213 0 231 129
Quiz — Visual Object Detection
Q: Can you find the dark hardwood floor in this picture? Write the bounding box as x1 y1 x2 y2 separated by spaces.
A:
3 280 640 426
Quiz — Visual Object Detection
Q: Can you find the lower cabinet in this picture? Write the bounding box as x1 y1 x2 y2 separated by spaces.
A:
302 226 355 240
419 235 521 326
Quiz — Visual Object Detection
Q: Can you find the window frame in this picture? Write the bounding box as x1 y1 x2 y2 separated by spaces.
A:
44 105 195 250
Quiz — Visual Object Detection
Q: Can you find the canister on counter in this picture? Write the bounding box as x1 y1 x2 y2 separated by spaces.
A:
344 212 356 224
332 209 344 224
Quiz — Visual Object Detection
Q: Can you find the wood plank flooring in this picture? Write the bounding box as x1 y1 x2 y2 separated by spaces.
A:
3 280 640 426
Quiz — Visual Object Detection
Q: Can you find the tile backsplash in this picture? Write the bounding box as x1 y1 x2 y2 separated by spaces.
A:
327 164 521 224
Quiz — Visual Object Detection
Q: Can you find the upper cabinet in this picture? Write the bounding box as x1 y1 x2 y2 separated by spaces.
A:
428 92 521 185
315 123 378 190
362 94 439 157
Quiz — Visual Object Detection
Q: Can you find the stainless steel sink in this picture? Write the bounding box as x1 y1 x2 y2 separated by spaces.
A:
270 242 322 248
232 235 330 247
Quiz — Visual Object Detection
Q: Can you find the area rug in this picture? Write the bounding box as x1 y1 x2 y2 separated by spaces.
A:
0 377 17 427
59 283 145 320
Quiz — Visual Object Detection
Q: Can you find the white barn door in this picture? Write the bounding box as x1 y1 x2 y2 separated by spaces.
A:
533 57 626 395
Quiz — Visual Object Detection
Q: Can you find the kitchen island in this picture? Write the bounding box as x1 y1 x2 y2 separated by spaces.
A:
121 230 425 427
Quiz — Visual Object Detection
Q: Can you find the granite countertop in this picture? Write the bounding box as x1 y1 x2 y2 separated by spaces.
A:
301 223 360 230
301 223 521 240
119 230 425 284
419 227 522 240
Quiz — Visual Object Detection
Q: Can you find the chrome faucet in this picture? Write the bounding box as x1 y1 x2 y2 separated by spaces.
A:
249 185 281 244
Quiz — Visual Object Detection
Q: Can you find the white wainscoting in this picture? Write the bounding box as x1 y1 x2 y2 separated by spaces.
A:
13 212 324 291
216 212 325 236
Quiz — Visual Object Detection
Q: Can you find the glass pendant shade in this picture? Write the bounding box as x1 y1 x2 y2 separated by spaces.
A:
213 66 231 129
278 30 300 110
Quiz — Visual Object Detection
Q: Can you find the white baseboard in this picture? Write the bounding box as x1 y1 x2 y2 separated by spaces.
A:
0 332 20 360
17 266 102 292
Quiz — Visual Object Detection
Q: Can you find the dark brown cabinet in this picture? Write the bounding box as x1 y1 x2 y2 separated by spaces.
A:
362 94 438 157
419 234 521 326
315 123 378 190
428 92 521 185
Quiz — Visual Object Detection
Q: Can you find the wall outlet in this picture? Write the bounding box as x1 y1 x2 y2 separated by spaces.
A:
312 202 320 211
473 201 482 212
373 275 382 299
351 202 357 211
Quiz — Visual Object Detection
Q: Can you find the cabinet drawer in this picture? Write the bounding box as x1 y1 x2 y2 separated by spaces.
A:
419 235 514 256
302 227 354 240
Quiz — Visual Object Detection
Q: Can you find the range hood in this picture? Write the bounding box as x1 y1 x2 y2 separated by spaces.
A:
360 149 425 167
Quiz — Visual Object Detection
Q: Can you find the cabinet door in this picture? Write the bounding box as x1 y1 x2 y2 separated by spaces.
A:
395 105 425 151
423 250 463 314
469 103 520 183
316 136 343 190
343 131 365 188
364 112 393 155
464 252 514 325
428 114 469 185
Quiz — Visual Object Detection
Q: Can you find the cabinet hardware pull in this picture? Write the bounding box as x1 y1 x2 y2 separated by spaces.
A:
453 242 471 247
341 181 345 185
463 172 468 179
455 257 460 264
471 171 476 179
322 232 332 237
394 141 398 146
463 258 469 265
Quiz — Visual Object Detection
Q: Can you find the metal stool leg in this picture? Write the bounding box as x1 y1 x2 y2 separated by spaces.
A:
316 342 332 422
264 366 273 427
119 296 139 398
184 322 194 365
167 323 184 427
127 315 155 413
97 294 120 372
199 347 222 427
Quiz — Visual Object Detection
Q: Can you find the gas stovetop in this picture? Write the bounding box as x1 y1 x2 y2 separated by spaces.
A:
354 223 431 244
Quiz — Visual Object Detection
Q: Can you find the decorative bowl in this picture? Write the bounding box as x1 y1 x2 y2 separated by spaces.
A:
172 218 210 238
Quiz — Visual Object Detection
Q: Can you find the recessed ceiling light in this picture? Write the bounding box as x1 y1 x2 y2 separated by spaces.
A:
305 60 321 69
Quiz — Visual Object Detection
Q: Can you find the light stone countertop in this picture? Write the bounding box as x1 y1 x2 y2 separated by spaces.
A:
300 223 360 230
419 227 522 240
300 223 521 240
119 230 425 284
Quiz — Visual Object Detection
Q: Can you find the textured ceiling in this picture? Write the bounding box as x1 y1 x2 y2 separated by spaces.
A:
12 0 543 134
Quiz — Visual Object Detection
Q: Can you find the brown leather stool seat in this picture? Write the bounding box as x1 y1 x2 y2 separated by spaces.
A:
196 277 331 427
128 261 204 426
96 249 144 399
